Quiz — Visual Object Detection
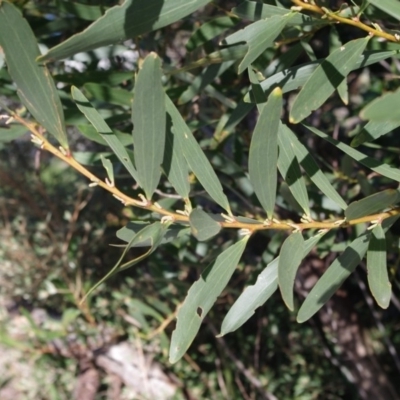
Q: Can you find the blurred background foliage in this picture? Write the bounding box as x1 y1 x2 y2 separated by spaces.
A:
1 0 400 399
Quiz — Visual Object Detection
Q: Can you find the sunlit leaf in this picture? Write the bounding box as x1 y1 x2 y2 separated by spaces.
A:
132 53 165 200
283 125 347 210
360 88 400 122
39 0 212 62
223 15 288 74
367 224 391 309
165 97 231 213
220 232 324 336
297 216 399 323
278 232 304 311
169 236 249 363
290 37 370 123
71 86 139 182
345 189 399 221
249 88 282 219
189 209 222 241
306 125 400 182
278 124 310 216
0 2 68 149
350 120 400 147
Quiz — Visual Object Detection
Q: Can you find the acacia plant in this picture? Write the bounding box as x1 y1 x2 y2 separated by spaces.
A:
1 0 400 364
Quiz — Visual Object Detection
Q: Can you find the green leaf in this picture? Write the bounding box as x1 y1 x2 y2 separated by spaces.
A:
100 155 114 186
244 50 398 102
84 83 132 106
247 67 267 104
77 124 133 147
220 232 324 336
0 2 68 149
249 87 282 219
117 222 190 246
223 15 288 74
283 125 347 210
350 120 400 147
345 189 399 221
163 98 191 199
0 124 28 142
83 222 168 301
278 124 310 216
278 232 304 311
39 0 211 62
290 37 370 123
186 16 238 51
189 209 221 241
360 88 400 122
297 216 399 322
169 236 249 363
132 53 166 199
57 0 105 21
165 98 231 213
367 0 400 20
306 125 400 182
71 86 139 182
367 224 391 309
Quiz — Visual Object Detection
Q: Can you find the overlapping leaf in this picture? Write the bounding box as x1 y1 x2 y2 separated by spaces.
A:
71 86 139 182
189 209 221 241
345 189 399 221
290 37 370 123
169 236 249 363
368 0 400 20
367 224 391 309
0 2 68 149
249 88 282 219
165 96 231 213
360 88 400 122
351 120 400 147
39 0 212 62
132 53 165 200
306 125 400 182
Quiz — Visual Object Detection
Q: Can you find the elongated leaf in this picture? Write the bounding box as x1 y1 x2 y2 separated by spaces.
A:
117 222 190 246
278 232 304 311
163 98 191 199
220 233 324 336
186 16 238 51
345 189 399 221
306 125 400 182
367 224 391 309
39 0 211 62
290 37 370 123
132 53 165 199
248 67 267 104
0 124 28 142
297 216 399 322
368 0 400 20
189 209 221 241
165 97 231 213
169 236 249 363
77 124 133 147
244 50 399 102
0 2 68 149
283 125 347 209
278 124 310 216
71 86 139 182
351 120 400 147
360 88 400 122
223 15 288 74
57 0 105 21
249 88 282 219
84 83 132 106
84 222 168 300
101 155 114 186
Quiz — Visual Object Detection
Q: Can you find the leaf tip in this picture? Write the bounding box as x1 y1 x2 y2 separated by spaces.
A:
272 87 282 97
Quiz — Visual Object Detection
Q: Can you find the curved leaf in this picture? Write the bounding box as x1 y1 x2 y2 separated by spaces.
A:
166 97 231 213
368 0 400 21
278 232 305 311
290 37 370 123
0 2 68 149
345 189 399 221
367 224 391 309
360 88 400 122
297 216 399 322
39 0 212 62
132 53 166 200
189 209 221 241
71 86 139 182
278 124 310 216
169 236 249 363
350 120 400 147
306 125 400 182
249 87 282 219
